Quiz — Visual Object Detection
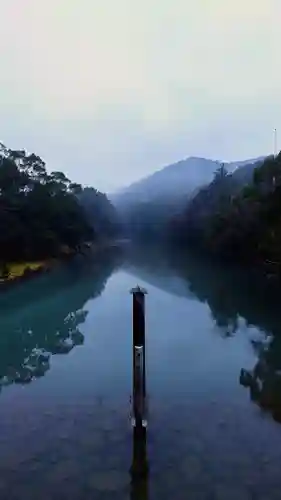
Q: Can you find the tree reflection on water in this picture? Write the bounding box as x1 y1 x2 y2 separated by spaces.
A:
127 244 281 424
240 335 281 423
170 248 281 424
0 250 121 390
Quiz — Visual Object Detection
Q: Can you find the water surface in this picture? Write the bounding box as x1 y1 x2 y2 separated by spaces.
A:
0 246 281 499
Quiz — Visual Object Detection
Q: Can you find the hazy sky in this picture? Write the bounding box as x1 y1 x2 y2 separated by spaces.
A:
0 0 280 192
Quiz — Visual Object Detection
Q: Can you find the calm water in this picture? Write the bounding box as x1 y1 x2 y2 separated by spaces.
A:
0 246 281 499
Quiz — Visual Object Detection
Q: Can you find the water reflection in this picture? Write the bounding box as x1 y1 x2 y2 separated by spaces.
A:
0 250 121 390
240 335 281 423
127 244 281 424
1 244 281 498
169 249 281 423
167 248 281 338
130 425 149 500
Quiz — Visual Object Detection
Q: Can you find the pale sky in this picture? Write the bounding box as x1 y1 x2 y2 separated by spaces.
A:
0 0 280 192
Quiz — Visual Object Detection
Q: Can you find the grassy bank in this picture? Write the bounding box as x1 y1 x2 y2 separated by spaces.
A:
0 239 127 289
0 261 50 283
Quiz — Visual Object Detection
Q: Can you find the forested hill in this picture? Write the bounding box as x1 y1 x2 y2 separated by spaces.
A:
77 187 120 239
111 156 265 209
0 142 118 265
172 153 281 282
110 148 281 284
111 155 265 241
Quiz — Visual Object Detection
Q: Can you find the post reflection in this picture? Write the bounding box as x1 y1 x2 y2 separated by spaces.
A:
130 424 149 500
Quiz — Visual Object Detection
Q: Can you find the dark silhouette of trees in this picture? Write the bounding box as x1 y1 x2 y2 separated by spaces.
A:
171 153 281 282
0 143 119 263
78 187 120 239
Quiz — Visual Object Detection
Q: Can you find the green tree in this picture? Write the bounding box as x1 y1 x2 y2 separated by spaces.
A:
171 151 281 281
0 143 97 262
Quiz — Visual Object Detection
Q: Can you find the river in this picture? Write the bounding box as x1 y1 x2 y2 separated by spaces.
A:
0 245 281 499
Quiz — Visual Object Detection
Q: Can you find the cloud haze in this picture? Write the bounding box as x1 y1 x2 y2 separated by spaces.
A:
0 0 279 191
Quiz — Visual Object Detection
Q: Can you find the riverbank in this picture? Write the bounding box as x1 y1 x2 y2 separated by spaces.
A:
0 242 96 287
0 261 54 289
0 245 82 289
0 239 130 290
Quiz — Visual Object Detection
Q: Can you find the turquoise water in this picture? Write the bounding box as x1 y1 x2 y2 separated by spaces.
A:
0 246 281 499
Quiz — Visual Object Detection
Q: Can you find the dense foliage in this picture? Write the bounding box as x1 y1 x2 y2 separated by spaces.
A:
117 160 264 244
78 187 120 239
0 143 118 264
120 152 281 282
174 153 281 281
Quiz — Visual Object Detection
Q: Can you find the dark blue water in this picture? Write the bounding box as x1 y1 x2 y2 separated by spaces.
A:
0 246 281 499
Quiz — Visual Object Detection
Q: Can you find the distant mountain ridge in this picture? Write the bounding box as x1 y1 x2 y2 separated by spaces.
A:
110 155 266 209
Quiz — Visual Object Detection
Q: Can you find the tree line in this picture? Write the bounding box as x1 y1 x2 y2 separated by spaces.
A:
119 151 281 284
0 142 118 266
171 152 281 282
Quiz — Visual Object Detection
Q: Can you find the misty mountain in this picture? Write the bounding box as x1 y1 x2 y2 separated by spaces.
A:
171 156 270 247
109 155 266 241
110 156 265 211
231 157 266 185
